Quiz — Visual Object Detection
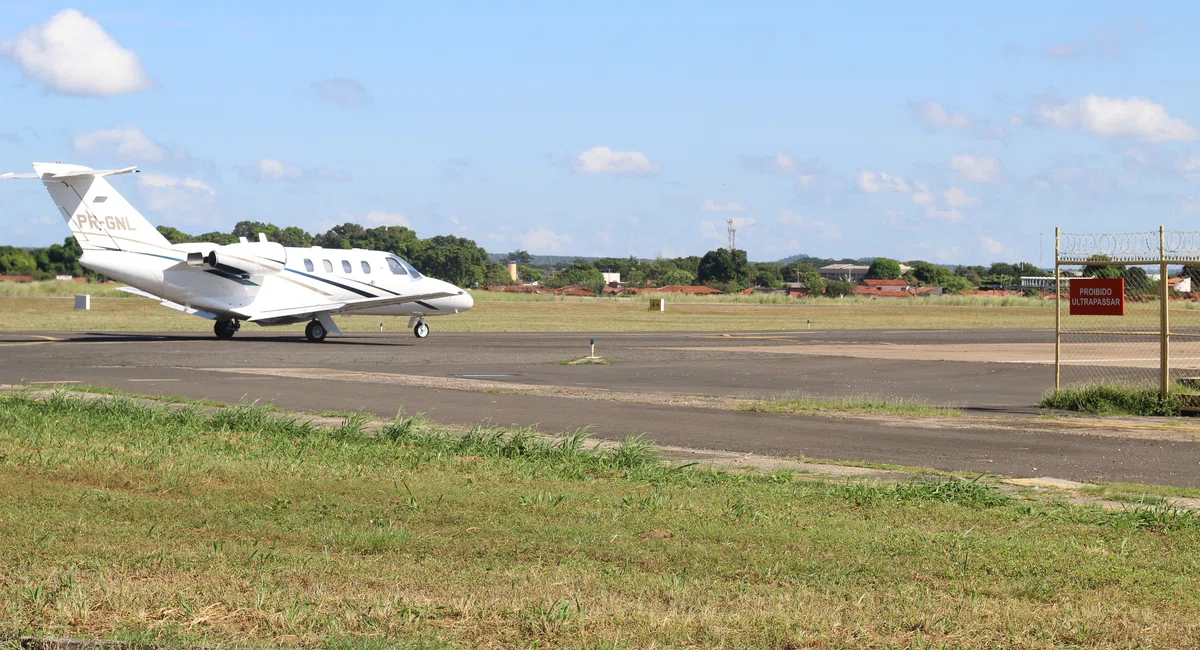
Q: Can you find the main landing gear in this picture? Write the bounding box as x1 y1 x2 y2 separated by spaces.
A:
413 319 429 339
305 320 328 343
214 319 240 339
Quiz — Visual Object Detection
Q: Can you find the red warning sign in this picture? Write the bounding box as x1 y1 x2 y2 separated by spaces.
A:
1069 278 1125 316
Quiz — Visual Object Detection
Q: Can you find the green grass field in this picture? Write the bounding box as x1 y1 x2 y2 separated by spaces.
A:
4 393 1200 649
0 285 1061 333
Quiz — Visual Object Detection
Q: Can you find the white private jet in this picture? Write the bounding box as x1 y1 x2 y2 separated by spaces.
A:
3 162 473 342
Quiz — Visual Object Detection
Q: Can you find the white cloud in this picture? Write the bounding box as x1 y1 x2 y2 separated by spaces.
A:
702 199 747 213
778 209 803 225
980 237 1006 254
943 187 981 209
573 146 661 176
310 77 370 108
773 152 800 172
739 152 828 187
139 173 214 195
908 183 976 222
0 9 151 96
521 227 571 252
910 101 1008 139
74 126 167 162
137 173 216 220
244 158 348 183
1043 26 1122 62
916 102 972 130
1036 95 1198 142
950 154 1005 183
910 185 936 207
777 209 840 239
1180 157 1200 179
256 158 303 181
858 170 910 193
365 211 410 226
486 232 507 243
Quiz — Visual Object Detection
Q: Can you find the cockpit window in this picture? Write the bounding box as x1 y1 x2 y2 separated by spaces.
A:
399 257 422 278
387 257 408 276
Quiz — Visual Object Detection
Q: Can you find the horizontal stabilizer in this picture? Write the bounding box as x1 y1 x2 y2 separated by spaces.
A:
118 286 221 320
246 291 457 323
1 166 138 180
48 166 139 180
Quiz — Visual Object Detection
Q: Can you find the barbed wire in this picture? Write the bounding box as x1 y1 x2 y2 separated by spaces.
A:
1165 231 1200 261
1058 230 1200 263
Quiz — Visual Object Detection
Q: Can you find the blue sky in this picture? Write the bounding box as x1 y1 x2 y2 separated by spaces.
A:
2 1 1198 264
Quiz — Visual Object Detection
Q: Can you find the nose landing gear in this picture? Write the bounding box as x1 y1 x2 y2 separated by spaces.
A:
413 319 429 339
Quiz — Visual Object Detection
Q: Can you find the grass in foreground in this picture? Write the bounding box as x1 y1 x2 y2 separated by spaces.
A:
4 394 1200 648
1039 384 1196 416
739 394 961 417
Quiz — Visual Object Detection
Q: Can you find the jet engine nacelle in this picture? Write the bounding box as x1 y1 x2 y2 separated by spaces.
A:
186 241 287 277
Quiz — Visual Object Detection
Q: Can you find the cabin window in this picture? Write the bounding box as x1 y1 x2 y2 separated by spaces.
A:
387 257 408 276
323 259 333 273
304 259 314 272
342 260 352 273
361 261 371 274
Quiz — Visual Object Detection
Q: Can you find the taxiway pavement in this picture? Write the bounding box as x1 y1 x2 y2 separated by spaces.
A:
2 328 1197 487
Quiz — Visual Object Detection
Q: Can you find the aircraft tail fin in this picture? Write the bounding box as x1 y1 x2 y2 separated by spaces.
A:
5 162 174 253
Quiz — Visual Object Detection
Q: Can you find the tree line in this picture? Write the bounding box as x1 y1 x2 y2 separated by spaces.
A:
1 218 1064 294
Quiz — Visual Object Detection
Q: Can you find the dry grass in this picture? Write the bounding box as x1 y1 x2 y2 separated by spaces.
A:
0 294 1057 333
739 394 961 417
4 393 1200 649
0 280 135 298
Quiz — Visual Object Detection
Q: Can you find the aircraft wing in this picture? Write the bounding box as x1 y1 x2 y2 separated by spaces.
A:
245 291 458 323
118 286 221 320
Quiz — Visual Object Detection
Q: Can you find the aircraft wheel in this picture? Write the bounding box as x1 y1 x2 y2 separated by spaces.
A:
305 320 327 342
413 320 429 339
214 320 237 339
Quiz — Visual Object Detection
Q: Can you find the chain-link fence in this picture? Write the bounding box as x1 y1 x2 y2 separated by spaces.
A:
1056 228 1200 394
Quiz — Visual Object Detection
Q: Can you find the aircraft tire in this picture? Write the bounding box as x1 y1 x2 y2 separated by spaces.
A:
305 320 327 343
413 320 429 339
214 320 237 339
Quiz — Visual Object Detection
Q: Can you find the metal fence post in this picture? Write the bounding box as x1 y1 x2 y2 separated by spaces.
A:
1055 227 1061 392
1161 225 1170 398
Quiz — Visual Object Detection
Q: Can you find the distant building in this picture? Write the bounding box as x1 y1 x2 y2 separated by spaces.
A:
862 279 909 292
601 272 621 284
1169 276 1193 293
1020 276 1069 289
507 263 518 282
819 264 870 282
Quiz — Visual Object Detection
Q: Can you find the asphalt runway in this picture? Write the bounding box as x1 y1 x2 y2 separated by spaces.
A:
3 328 1199 487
